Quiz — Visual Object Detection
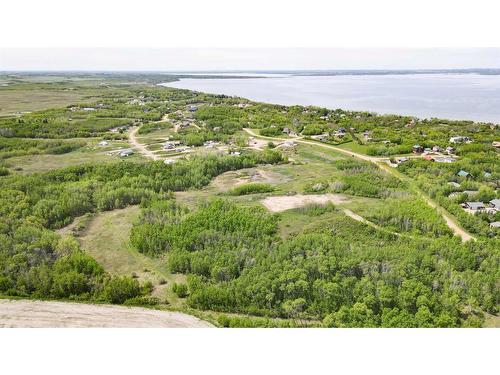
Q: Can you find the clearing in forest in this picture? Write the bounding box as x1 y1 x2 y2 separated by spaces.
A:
261 193 349 212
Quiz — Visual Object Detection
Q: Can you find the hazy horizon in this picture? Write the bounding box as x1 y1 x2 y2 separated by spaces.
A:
1 48 500 71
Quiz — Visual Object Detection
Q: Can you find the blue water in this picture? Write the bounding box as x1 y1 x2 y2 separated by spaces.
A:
161 73 500 123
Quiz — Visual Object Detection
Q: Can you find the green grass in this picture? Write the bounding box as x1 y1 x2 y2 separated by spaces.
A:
3 145 145 174
74 206 186 306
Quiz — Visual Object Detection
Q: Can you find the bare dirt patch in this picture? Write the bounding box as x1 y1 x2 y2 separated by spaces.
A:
261 194 349 212
0 299 212 328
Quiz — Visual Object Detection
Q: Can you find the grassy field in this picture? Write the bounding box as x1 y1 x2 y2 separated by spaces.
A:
69 206 187 306
3 141 145 174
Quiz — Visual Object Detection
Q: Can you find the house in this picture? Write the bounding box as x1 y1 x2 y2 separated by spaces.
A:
448 181 461 188
230 151 241 156
457 170 471 178
484 172 492 178
450 136 472 143
282 127 291 135
164 159 176 165
281 140 296 148
311 134 329 142
489 221 500 228
382 140 391 145
492 141 500 148
188 105 198 112
445 146 456 155
119 149 134 157
432 145 441 152
82 107 96 111
98 140 109 146
434 156 456 163
412 145 424 153
489 199 500 211
423 155 435 161
461 202 485 210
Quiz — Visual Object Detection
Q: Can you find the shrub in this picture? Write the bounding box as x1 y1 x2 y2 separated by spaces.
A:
172 282 189 298
102 276 142 304
228 183 274 196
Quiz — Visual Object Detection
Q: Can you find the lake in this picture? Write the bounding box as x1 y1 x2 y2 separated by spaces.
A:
161 73 500 123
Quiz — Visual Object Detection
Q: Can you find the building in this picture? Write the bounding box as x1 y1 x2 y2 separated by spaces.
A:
457 170 471 178
448 181 460 188
434 156 456 163
432 145 441 152
188 105 198 112
490 221 500 228
489 199 500 211
461 202 485 211
491 141 500 148
450 136 472 143
98 140 109 146
423 154 435 161
119 149 134 157
445 146 456 154
282 127 291 135
412 145 424 153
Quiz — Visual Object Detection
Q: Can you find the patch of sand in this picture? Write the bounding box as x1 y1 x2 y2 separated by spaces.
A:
0 299 212 328
261 194 349 212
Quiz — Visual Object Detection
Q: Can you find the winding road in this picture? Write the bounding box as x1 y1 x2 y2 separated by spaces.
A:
243 128 475 242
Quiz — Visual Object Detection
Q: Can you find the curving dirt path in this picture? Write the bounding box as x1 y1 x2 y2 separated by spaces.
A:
0 299 213 328
243 128 475 242
128 126 161 160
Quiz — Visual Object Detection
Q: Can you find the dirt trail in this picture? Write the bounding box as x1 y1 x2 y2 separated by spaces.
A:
128 126 161 160
0 299 213 328
243 128 475 242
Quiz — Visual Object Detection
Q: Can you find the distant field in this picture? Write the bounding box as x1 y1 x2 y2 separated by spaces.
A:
0 89 91 117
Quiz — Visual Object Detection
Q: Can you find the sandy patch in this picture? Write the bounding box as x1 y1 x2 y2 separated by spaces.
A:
261 194 349 212
0 299 212 328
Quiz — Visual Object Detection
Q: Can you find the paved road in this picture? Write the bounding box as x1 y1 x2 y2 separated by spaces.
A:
243 128 475 242
0 299 213 328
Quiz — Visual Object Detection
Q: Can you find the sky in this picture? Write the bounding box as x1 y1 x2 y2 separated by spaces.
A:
1 48 500 71
1 0 500 71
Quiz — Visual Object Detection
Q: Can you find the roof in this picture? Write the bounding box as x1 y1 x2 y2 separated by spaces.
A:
457 170 470 177
490 199 500 208
465 202 485 210
490 222 500 228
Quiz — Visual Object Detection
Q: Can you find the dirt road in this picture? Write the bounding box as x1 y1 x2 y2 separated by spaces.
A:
243 128 475 242
0 299 213 328
128 126 161 161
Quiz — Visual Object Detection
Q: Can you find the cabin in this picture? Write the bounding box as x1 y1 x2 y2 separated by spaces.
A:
457 170 471 178
434 156 456 163
489 199 500 211
461 202 485 211
449 136 472 144
311 134 329 142
445 146 456 155
412 145 424 153
119 149 134 157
